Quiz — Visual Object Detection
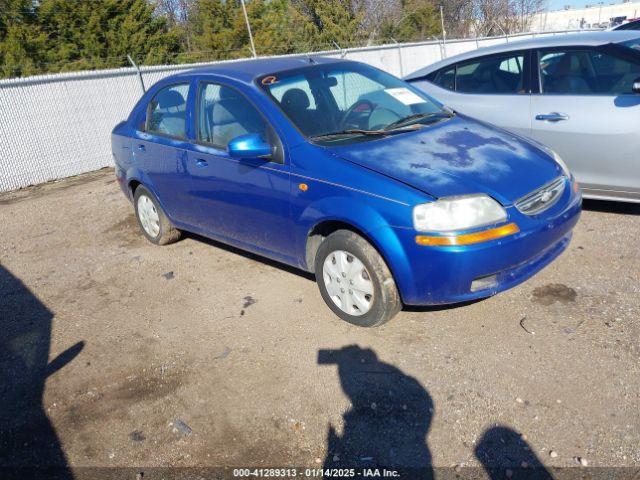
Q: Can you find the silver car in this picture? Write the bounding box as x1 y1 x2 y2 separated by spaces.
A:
406 32 640 203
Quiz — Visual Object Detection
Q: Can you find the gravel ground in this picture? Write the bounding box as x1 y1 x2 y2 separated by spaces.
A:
1 168 639 478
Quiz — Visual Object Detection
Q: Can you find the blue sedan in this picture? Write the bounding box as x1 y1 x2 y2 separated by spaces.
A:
111 57 581 327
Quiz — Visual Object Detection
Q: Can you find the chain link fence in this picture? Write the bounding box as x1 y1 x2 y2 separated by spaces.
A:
0 30 577 192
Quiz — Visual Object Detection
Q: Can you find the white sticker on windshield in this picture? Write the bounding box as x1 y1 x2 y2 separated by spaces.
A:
384 88 426 105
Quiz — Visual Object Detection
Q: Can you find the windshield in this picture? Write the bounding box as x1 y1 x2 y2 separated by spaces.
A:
258 62 447 143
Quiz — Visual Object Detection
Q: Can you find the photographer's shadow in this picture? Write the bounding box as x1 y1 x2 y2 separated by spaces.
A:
0 265 83 479
319 345 433 479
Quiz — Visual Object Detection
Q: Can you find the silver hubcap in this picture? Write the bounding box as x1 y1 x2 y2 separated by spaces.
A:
323 250 374 316
137 195 160 238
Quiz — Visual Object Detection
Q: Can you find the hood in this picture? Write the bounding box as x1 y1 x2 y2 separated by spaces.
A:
327 115 563 205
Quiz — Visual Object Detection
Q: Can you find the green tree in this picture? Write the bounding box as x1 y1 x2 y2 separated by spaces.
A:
394 0 440 42
0 0 45 77
36 0 180 72
295 0 364 48
245 0 318 55
188 0 238 60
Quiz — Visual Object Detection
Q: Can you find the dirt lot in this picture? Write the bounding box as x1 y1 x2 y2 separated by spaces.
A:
1 168 639 478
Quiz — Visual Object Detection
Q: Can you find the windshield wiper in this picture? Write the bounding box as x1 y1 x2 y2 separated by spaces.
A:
384 111 454 131
311 125 422 140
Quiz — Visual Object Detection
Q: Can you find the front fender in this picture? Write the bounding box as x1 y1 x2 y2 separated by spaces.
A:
294 195 413 301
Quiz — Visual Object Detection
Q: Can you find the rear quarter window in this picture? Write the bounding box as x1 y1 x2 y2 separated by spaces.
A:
431 67 456 91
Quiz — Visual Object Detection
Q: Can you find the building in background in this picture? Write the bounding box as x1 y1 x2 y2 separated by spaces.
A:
533 1 640 30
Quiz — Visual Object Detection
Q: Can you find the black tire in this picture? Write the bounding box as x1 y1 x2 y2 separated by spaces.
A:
314 230 402 327
133 186 181 245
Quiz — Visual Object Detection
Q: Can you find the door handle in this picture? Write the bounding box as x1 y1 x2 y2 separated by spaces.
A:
195 159 209 168
535 112 569 122
137 144 146 152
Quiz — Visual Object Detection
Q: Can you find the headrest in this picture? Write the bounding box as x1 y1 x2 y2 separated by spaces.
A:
281 88 310 111
157 90 185 109
474 66 493 81
554 54 578 76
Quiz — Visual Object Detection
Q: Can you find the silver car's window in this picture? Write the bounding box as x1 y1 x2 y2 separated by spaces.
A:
432 66 455 91
619 37 640 51
539 49 640 95
454 54 525 94
147 83 189 139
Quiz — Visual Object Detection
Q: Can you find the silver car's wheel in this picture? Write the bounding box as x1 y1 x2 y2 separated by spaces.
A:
137 194 160 238
323 250 374 316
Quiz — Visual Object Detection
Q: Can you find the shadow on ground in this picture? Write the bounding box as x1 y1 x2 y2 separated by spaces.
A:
0 265 82 479
319 345 434 478
183 231 315 281
476 426 553 479
320 346 552 479
582 199 640 216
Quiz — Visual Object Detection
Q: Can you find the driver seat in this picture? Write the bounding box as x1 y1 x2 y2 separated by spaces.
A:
281 88 315 134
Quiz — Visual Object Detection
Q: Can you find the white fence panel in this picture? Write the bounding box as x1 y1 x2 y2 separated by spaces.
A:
0 30 577 192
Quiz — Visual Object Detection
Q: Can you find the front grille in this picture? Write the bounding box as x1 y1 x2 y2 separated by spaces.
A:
515 176 566 216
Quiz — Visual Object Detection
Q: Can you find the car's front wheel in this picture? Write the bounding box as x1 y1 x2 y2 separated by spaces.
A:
315 230 401 327
133 186 181 245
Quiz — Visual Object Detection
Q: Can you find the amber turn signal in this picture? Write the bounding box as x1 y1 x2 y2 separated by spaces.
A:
298 183 309 192
415 223 520 246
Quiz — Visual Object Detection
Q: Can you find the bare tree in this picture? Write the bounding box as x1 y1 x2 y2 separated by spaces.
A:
472 0 544 36
353 0 404 43
441 0 475 38
508 0 545 32
153 0 197 50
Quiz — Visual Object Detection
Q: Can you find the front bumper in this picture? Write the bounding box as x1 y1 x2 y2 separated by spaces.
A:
381 183 582 305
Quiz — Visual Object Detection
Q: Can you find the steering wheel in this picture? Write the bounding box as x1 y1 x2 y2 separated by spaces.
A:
339 99 375 130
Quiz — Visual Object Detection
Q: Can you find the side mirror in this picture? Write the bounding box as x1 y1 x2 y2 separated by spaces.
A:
227 133 272 159
633 77 640 94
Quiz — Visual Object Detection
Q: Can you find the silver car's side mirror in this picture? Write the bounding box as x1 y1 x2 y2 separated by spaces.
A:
633 77 640 94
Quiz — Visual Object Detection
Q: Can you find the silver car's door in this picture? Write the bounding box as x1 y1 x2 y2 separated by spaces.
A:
410 51 532 138
530 47 640 200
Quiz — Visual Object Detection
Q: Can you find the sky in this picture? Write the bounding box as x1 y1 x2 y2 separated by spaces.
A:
546 0 627 10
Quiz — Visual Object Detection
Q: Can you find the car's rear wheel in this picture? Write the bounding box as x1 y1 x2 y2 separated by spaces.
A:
133 186 181 245
315 230 401 327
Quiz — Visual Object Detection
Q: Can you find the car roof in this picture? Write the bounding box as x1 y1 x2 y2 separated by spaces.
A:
613 18 640 30
405 31 640 80
168 55 345 84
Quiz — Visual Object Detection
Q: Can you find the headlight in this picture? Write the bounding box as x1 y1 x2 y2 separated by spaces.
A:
413 194 507 232
551 150 571 178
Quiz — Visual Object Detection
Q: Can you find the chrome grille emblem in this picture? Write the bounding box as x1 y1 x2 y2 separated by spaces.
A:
515 177 565 216
540 190 553 203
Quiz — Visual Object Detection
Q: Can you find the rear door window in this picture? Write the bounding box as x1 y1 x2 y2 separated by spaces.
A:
146 83 190 139
455 53 525 94
539 48 640 95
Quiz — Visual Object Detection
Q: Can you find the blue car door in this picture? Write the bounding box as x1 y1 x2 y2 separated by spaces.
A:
132 82 200 227
184 81 293 258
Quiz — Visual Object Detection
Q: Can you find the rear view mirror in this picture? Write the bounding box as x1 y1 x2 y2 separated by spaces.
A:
322 77 338 87
227 133 272 159
633 77 640 94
